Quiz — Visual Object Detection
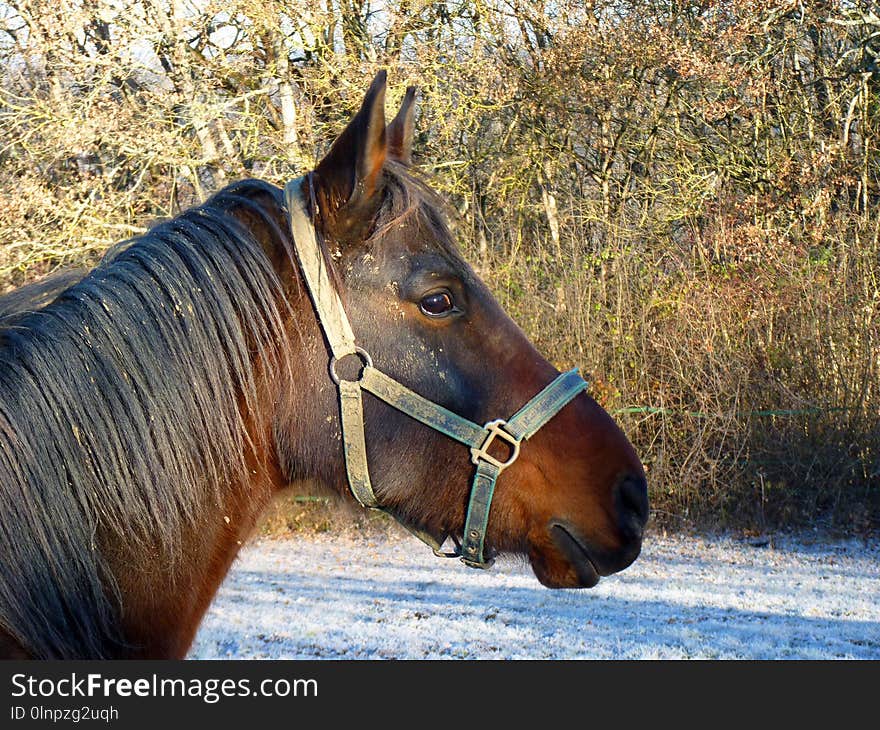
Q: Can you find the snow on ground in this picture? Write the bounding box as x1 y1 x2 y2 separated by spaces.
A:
190 530 880 660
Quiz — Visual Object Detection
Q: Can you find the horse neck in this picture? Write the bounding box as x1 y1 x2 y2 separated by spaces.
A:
108 188 352 658
111 379 289 658
130 311 347 658
109 199 304 658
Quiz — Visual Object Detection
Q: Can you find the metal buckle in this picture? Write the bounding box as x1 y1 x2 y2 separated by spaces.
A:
470 419 522 471
329 347 373 385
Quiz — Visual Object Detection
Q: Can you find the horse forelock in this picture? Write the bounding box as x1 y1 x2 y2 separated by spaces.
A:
0 179 291 658
371 162 460 258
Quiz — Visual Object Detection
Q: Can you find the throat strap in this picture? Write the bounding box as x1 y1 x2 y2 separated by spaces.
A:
284 176 589 568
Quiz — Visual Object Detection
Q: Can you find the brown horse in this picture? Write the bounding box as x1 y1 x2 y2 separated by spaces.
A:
0 73 647 659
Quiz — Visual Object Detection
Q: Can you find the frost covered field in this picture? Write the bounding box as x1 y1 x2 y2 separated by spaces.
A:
190 531 880 660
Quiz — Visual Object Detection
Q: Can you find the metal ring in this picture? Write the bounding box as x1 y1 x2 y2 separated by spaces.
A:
329 347 373 385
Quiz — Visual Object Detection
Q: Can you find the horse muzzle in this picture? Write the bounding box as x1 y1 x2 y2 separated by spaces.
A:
528 473 648 589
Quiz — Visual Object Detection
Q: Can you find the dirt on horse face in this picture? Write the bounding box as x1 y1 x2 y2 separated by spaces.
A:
0 72 646 659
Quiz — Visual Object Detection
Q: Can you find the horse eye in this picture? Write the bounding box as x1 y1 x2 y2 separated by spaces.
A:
419 291 455 317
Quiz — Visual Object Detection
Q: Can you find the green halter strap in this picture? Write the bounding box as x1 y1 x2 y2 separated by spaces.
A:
284 176 588 568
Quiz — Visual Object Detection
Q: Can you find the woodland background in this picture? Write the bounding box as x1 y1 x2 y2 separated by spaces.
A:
1 0 878 534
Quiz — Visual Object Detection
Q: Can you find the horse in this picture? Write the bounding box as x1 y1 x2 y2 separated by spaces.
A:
0 72 648 659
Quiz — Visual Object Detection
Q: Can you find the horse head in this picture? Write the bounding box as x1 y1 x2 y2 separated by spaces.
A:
275 72 648 588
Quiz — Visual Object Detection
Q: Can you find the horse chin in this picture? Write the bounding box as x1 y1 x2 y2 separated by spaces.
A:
527 524 602 589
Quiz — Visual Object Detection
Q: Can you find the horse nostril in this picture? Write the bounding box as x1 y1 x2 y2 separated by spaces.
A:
616 474 649 538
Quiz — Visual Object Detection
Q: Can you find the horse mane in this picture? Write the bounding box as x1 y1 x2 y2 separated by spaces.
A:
0 179 290 658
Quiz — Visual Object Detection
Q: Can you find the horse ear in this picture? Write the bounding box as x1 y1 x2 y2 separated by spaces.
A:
387 86 416 165
311 71 388 242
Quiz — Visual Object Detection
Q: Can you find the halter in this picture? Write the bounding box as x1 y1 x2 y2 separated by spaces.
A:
284 176 588 568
